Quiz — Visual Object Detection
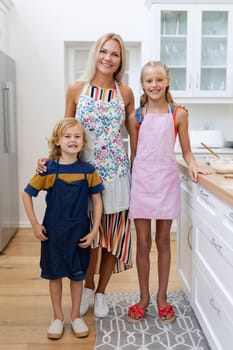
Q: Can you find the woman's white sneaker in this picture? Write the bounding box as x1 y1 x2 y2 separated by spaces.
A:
47 319 64 339
80 287 94 316
94 293 109 318
70 317 89 337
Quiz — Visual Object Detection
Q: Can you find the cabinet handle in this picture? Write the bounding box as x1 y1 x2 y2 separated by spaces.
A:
199 189 209 201
189 73 192 89
210 298 221 317
3 87 10 153
181 175 188 182
196 73 199 89
187 225 193 250
210 238 222 256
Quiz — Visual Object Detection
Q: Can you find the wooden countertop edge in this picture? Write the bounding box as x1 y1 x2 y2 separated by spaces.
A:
178 161 233 208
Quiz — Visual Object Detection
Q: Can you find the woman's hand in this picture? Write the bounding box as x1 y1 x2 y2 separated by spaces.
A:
36 158 49 174
78 231 96 248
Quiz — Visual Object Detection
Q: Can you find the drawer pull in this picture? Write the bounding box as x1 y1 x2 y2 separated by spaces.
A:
210 298 221 317
181 175 188 182
187 225 193 251
199 189 209 201
210 238 222 256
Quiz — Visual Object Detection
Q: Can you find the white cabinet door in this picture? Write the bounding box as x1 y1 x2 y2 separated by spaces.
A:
148 3 233 100
177 175 194 302
193 262 233 350
0 2 7 52
177 198 193 301
194 6 232 98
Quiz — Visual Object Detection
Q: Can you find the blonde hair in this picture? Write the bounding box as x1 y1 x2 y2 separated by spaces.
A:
79 33 126 84
140 60 175 108
48 118 87 160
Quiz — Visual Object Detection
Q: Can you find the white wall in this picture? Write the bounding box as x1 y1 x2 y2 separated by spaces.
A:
186 104 233 143
8 0 233 226
8 0 147 226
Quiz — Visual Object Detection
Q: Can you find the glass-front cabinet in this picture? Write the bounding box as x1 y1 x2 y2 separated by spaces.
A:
146 1 233 101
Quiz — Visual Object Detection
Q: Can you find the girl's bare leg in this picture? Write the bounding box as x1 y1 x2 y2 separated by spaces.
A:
134 218 152 308
155 219 172 307
49 279 64 320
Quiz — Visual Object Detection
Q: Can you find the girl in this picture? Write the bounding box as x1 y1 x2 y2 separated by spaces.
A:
37 33 136 318
22 119 103 339
127 61 209 324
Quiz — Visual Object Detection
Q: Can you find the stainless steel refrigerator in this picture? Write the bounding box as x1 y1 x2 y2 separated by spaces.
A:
0 50 18 252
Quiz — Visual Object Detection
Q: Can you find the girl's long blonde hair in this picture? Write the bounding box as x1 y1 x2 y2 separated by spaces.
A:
79 33 127 84
48 118 87 160
140 60 175 108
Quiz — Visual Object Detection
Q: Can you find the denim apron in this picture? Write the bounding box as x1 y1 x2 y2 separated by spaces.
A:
40 162 90 281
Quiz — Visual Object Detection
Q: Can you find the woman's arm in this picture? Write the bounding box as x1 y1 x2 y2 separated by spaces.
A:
127 111 138 166
37 82 84 173
120 84 136 165
121 84 135 129
64 81 84 118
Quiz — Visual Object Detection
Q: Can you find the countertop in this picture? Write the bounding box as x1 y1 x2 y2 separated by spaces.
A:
177 158 233 207
176 147 233 155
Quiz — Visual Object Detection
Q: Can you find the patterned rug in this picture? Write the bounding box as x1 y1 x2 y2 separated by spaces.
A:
94 291 211 350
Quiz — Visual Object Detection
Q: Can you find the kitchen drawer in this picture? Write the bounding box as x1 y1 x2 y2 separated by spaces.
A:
195 185 220 227
180 173 195 207
221 203 233 248
194 212 233 306
193 262 233 350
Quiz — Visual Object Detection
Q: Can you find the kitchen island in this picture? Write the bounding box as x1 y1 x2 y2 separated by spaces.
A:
177 159 233 350
178 158 233 206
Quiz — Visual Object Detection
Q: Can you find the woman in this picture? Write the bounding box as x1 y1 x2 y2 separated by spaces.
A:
38 33 136 318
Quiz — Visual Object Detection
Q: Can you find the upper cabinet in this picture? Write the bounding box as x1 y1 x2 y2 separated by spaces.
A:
145 1 233 103
0 0 13 54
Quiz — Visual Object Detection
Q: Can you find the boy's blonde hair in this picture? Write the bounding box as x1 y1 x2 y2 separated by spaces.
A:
140 60 175 108
79 33 126 84
48 118 87 160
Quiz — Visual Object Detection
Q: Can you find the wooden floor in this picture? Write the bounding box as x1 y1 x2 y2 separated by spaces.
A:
0 228 182 350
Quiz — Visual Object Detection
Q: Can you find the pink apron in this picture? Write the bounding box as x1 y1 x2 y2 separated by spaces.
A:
129 109 180 219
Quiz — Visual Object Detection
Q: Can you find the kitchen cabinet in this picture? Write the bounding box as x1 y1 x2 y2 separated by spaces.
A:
146 0 233 102
177 173 194 301
0 0 12 54
193 188 233 350
177 163 233 350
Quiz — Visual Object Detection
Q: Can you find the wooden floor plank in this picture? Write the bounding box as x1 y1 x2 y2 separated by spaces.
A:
0 228 182 349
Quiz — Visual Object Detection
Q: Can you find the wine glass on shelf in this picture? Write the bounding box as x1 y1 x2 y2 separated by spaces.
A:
210 25 216 35
162 13 167 35
176 13 181 35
